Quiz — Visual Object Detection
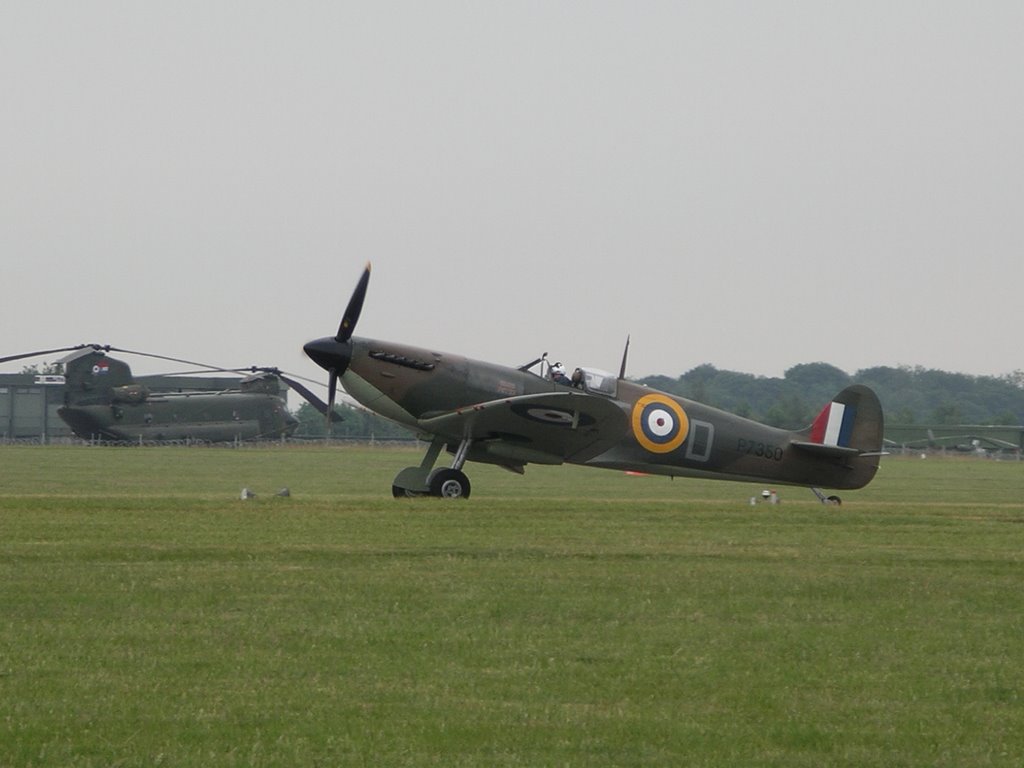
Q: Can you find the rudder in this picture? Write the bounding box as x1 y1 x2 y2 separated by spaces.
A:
807 385 884 454
791 385 885 490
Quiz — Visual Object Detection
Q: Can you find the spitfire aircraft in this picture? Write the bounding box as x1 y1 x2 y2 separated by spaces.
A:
304 265 885 501
1 344 335 442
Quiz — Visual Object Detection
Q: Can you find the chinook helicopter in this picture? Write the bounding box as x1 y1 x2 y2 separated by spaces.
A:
304 265 885 500
1 344 335 442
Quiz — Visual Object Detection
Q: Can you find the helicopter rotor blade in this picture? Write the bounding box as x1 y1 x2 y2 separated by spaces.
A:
0 344 96 366
3 342 278 379
104 346 244 375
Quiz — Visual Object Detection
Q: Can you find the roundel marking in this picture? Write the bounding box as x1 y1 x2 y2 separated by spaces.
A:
525 407 575 425
510 403 595 428
631 394 689 454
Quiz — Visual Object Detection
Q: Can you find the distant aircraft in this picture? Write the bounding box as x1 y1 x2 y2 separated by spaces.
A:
0 344 335 442
304 265 885 501
912 430 1020 454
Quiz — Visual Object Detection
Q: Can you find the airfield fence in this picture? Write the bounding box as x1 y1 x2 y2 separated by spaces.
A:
0 436 422 449
2 436 1021 461
883 444 1022 460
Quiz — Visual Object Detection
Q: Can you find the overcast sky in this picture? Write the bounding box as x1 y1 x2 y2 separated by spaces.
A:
3 2 1022 395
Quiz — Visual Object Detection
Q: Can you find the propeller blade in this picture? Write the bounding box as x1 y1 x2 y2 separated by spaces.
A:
305 264 371 424
276 372 342 423
305 264 371 385
326 370 339 435
336 262 371 342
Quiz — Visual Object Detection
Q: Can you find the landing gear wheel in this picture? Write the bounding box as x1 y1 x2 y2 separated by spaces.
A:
826 495 842 506
428 468 471 499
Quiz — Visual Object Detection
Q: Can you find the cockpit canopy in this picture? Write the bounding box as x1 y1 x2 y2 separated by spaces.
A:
529 357 620 398
573 367 618 398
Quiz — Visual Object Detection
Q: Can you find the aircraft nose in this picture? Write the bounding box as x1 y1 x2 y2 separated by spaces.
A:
303 336 353 375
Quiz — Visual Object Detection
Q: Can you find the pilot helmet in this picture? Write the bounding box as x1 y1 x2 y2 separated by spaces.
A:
551 362 565 375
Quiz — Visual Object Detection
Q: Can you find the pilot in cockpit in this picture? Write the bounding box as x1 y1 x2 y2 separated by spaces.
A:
549 362 573 386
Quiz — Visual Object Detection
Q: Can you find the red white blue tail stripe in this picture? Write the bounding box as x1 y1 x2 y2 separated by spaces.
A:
810 401 857 447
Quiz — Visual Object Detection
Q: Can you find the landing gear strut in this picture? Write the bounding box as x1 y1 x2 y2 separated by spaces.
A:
811 487 842 506
392 437 473 499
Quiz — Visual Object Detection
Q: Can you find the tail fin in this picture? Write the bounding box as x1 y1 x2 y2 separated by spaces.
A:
790 385 885 489
801 385 884 454
61 349 134 406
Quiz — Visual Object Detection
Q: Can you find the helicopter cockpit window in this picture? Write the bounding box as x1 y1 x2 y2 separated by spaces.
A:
576 367 617 398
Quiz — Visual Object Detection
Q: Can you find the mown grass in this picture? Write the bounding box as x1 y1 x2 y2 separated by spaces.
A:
1 445 1023 766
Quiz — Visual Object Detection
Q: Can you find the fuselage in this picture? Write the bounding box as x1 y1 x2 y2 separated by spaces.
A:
339 336 880 490
58 391 297 442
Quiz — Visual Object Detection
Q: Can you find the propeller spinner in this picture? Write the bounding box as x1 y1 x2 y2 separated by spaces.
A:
303 263 371 422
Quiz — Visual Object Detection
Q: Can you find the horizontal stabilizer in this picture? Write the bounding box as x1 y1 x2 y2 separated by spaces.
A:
790 384 884 490
790 441 863 459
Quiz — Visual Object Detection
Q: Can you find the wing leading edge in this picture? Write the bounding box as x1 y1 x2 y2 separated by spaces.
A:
418 391 630 465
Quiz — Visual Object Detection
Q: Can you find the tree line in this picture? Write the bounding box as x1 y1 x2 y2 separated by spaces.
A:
293 401 416 439
640 363 1024 429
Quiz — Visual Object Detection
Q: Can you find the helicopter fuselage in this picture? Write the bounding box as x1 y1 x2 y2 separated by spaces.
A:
58 389 297 442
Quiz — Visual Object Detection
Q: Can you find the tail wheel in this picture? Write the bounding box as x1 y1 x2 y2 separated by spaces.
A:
428 468 471 499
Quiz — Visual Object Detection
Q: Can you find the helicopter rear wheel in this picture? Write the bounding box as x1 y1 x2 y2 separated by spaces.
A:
428 468 471 499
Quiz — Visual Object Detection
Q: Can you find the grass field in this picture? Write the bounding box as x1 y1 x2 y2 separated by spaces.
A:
2 445 1023 767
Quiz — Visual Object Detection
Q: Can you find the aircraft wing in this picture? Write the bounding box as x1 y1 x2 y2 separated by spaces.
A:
418 391 630 464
